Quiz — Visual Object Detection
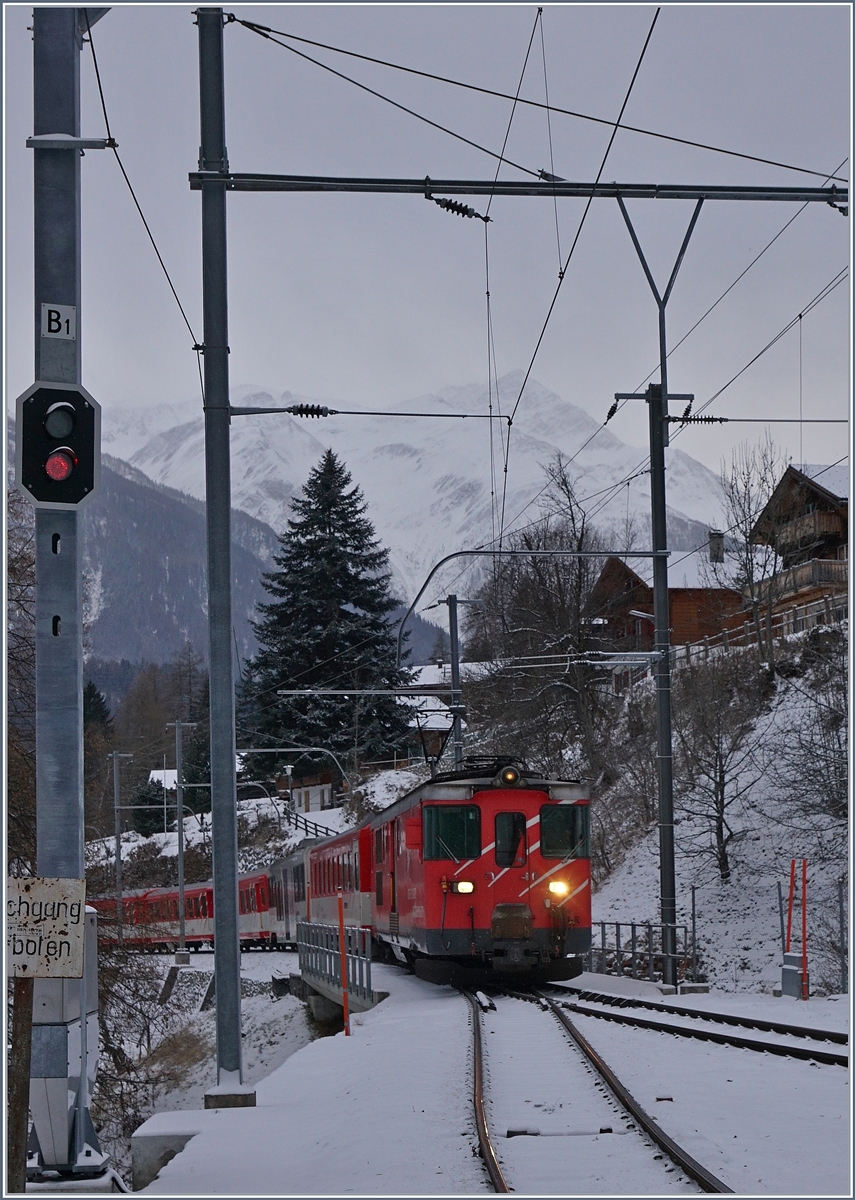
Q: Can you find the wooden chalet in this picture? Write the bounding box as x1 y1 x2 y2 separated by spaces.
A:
749 464 848 614
588 554 743 652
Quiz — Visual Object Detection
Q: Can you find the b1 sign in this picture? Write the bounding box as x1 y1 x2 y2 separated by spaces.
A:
6 877 86 977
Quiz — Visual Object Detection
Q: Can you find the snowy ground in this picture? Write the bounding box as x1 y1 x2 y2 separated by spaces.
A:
591 817 847 996
142 966 486 1196
566 1001 850 1196
145 952 315 1112
135 962 850 1197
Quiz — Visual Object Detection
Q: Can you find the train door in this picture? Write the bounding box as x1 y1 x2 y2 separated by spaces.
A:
281 871 292 941
389 821 401 934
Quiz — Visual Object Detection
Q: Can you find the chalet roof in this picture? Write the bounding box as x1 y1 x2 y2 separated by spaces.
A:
751 464 848 544
591 551 738 595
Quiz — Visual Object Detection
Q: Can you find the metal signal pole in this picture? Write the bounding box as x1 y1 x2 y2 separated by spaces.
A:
24 8 109 1178
196 6 250 1103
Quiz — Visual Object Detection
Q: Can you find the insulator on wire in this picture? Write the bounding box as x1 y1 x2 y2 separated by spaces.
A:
285 404 335 419
604 400 619 424
431 196 490 223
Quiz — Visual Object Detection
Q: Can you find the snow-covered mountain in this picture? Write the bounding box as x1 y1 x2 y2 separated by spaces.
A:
103 373 726 602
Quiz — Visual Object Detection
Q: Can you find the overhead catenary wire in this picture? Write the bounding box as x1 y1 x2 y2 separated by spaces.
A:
497 7 662 548
228 14 542 180
539 11 564 275
83 12 205 402
508 156 851 541
625 158 849 400
484 8 541 221
229 15 848 184
574 267 848 533
473 264 846 577
482 9 542 543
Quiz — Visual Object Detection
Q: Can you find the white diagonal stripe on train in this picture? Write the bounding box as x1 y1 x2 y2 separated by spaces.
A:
454 842 495 876
519 853 572 896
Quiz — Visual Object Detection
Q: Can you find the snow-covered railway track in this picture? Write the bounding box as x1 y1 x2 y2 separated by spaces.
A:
464 990 729 1195
560 986 848 1045
553 994 848 1066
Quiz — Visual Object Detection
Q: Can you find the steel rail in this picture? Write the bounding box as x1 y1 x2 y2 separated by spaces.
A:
188 173 848 206
539 994 734 1194
561 987 849 1046
559 999 848 1067
461 990 510 1194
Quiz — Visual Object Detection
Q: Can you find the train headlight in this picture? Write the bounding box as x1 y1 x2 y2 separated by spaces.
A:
451 880 475 894
499 765 520 786
548 880 569 897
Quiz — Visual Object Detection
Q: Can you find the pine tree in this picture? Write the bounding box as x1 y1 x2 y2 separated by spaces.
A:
83 682 114 835
242 450 413 775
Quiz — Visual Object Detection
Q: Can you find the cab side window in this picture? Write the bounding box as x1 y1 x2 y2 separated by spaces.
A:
539 804 589 859
423 805 481 861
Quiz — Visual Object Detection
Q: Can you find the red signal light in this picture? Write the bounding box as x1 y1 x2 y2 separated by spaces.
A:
45 448 76 482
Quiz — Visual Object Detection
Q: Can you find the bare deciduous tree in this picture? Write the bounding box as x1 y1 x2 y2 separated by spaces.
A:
463 457 614 777
672 653 775 882
709 437 783 670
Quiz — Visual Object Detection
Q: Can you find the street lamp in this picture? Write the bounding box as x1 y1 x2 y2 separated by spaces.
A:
237 780 284 830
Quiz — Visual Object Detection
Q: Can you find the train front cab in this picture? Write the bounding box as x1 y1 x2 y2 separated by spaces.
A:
372 775 591 981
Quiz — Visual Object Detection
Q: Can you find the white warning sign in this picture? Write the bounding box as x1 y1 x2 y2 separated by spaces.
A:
6 877 86 978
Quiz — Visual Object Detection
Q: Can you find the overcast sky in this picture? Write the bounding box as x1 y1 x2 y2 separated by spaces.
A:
4 3 851 478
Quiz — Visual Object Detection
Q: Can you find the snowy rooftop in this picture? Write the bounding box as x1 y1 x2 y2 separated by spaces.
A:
801 462 849 501
623 549 731 590
148 769 177 791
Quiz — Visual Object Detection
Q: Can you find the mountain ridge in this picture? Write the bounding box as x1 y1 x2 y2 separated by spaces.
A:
104 373 725 601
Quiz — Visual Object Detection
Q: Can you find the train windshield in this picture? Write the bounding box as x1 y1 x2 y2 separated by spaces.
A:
423 805 481 861
495 812 527 867
540 804 589 859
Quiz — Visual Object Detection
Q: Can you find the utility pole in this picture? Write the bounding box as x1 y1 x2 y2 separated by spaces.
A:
612 197 704 988
196 7 251 1105
446 595 464 769
109 750 133 946
647 379 677 987
167 720 196 964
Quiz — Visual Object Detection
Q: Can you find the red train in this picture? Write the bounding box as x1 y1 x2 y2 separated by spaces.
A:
93 759 591 984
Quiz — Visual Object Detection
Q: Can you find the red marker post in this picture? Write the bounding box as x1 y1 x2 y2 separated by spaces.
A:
337 891 351 1036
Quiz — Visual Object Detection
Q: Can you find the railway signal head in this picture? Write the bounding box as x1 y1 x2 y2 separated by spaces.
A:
15 381 100 509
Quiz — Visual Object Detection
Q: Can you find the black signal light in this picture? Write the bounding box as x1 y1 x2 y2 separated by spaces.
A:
44 401 77 439
15 382 100 509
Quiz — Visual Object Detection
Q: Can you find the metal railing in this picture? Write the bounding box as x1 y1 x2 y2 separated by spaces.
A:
297 921 374 1003
754 557 847 605
282 809 338 839
587 921 697 984
614 592 846 692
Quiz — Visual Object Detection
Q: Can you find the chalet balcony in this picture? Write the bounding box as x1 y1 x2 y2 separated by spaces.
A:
774 510 846 553
752 557 848 605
